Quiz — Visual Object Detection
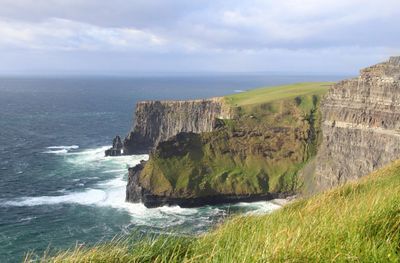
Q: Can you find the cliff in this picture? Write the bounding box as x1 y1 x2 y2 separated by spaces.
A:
313 56 400 190
122 98 233 154
126 83 329 207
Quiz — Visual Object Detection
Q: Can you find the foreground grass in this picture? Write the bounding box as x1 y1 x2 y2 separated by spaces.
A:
31 159 400 262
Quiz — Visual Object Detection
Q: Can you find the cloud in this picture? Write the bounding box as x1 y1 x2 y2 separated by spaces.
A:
1 0 399 51
0 0 399 73
0 18 166 51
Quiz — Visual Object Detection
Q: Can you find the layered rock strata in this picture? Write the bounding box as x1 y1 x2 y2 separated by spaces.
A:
123 97 233 154
314 56 400 189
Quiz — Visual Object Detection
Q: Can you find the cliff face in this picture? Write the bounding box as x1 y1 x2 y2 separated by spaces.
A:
123 97 233 154
314 56 400 190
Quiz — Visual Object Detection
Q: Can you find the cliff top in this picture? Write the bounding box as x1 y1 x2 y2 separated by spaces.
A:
360 56 400 79
136 97 224 105
389 56 400 65
225 82 331 107
135 82 332 107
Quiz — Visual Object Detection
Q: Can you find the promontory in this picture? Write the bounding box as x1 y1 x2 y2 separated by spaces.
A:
105 56 400 208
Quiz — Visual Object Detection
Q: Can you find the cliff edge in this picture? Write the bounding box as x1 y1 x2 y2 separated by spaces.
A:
123 97 233 154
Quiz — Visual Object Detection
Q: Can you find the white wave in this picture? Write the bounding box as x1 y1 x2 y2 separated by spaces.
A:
47 145 79 150
159 205 198 216
43 149 68 154
102 169 127 174
234 89 245 93
238 201 281 215
3 189 107 207
65 146 148 170
44 145 79 154
18 216 37 222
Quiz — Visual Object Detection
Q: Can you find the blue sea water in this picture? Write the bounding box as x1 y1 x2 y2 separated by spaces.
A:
0 74 345 262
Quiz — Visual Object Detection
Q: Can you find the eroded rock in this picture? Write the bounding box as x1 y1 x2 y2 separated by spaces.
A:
105 135 123 156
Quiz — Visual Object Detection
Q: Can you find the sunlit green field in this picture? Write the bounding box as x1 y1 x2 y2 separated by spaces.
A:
225 82 331 107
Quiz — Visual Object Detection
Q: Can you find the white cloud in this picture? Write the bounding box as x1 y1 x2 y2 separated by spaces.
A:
0 18 167 51
211 0 400 49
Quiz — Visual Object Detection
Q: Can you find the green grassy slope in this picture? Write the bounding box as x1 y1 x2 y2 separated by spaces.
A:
225 82 331 107
139 82 330 197
42 158 400 262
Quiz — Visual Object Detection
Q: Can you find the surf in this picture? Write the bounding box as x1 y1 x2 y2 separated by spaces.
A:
4 145 282 229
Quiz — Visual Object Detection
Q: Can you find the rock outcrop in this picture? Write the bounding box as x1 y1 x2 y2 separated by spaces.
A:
126 160 146 202
314 56 400 190
105 135 123 156
123 98 233 154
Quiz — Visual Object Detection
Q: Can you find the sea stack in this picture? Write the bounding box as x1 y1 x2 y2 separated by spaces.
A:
105 135 123 156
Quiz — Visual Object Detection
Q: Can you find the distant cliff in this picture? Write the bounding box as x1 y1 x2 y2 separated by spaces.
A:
123 98 233 154
314 56 400 190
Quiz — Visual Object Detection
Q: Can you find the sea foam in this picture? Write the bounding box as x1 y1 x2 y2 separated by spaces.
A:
3 189 107 207
43 145 80 154
47 145 79 150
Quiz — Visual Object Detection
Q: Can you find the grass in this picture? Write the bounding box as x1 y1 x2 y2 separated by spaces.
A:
225 82 331 107
34 158 400 262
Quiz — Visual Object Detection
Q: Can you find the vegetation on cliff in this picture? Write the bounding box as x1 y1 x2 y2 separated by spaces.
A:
138 82 330 198
39 157 400 262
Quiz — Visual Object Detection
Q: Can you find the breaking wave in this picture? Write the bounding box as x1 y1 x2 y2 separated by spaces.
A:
3 189 107 207
47 145 79 150
43 145 80 154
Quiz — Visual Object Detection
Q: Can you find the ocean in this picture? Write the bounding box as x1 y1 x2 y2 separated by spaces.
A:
0 74 345 262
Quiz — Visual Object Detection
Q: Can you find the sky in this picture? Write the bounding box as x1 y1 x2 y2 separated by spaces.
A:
0 0 399 75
